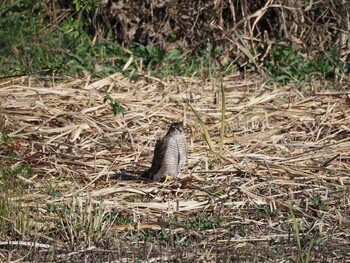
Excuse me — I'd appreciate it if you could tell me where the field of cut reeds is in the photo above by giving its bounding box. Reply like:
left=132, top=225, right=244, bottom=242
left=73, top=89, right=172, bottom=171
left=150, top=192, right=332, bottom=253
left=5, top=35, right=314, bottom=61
left=0, top=73, right=349, bottom=262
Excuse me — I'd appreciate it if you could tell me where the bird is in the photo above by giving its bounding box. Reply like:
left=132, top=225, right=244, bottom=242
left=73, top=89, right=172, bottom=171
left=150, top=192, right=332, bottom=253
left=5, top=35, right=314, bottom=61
left=142, top=122, right=187, bottom=181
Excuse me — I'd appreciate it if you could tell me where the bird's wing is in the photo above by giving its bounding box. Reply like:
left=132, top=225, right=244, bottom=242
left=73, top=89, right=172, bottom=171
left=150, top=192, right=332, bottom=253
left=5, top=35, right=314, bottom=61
left=142, top=137, right=168, bottom=179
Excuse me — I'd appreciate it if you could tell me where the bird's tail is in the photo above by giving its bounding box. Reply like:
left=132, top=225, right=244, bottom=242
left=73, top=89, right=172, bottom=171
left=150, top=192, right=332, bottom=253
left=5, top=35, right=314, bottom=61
left=113, top=170, right=151, bottom=181
left=141, top=169, right=152, bottom=179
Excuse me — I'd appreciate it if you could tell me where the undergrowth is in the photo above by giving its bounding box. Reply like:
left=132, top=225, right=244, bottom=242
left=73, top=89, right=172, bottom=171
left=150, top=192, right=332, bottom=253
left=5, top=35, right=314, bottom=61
left=1, top=1, right=347, bottom=82
left=264, top=45, right=345, bottom=84
left=0, top=0, right=232, bottom=78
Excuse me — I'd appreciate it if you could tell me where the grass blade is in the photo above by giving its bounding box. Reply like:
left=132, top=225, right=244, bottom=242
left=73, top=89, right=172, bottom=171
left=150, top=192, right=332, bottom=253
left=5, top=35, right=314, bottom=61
left=219, top=81, right=225, bottom=156
left=289, top=203, right=304, bottom=263
left=186, top=101, right=214, bottom=152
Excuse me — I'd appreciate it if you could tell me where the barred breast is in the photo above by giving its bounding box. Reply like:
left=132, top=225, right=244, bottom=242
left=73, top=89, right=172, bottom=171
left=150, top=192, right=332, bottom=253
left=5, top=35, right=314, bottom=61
left=153, top=133, right=187, bottom=180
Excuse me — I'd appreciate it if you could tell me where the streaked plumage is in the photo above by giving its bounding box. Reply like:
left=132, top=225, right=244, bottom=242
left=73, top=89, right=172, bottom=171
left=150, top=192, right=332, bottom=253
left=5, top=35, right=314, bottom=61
left=143, top=123, right=187, bottom=181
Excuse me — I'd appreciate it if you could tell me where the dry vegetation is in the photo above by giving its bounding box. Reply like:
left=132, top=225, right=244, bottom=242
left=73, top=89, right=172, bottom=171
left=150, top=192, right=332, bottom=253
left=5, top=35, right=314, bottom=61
left=85, top=0, right=349, bottom=71
left=0, top=0, right=349, bottom=262
left=1, top=73, right=349, bottom=262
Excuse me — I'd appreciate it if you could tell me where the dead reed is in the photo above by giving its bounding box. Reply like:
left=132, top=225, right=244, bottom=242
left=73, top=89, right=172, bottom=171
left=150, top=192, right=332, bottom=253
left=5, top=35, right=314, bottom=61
left=0, top=73, right=349, bottom=261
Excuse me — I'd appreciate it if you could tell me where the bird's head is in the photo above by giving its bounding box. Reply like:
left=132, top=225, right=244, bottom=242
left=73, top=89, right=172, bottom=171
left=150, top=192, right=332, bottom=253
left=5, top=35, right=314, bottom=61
left=168, top=122, right=185, bottom=135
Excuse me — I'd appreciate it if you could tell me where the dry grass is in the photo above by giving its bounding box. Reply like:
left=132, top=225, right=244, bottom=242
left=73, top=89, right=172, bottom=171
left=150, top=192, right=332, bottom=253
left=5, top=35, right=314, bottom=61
left=87, top=0, right=349, bottom=75
left=0, top=73, right=350, bottom=262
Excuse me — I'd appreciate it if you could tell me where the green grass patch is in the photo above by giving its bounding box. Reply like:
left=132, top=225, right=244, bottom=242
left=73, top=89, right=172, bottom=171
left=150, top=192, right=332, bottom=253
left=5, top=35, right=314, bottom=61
left=2, top=2, right=346, bottom=81
left=0, top=1, right=235, bottom=78
left=264, top=44, right=345, bottom=84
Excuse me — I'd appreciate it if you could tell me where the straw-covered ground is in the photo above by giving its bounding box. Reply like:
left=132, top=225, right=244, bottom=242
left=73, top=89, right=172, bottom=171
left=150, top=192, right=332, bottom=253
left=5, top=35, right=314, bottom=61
left=0, top=73, right=349, bottom=262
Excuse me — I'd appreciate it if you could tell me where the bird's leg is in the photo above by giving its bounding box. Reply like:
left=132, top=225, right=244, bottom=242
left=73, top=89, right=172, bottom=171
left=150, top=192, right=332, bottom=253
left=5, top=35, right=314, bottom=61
left=162, top=175, right=175, bottom=183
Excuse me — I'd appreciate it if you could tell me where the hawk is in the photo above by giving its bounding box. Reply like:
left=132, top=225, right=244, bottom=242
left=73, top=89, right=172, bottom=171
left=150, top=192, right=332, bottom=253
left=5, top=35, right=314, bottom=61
left=142, top=123, right=187, bottom=181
